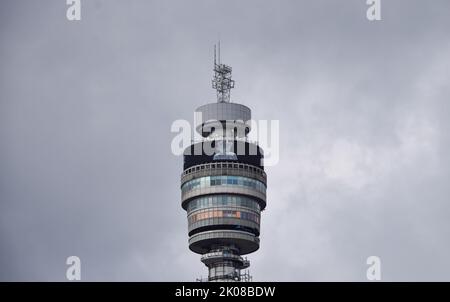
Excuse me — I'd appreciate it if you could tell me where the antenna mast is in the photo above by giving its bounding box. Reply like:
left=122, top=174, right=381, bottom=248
left=212, top=43, right=234, bottom=103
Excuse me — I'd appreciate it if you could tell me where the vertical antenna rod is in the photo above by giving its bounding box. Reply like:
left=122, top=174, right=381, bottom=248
left=212, top=43, right=234, bottom=103
left=214, top=44, right=217, bottom=66
left=218, top=40, right=221, bottom=64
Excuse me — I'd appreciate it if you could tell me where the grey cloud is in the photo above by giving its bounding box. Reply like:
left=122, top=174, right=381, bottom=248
left=1, top=0, right=449, bottom=281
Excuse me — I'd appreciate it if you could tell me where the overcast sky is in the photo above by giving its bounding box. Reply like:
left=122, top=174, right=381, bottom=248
left=1, top=0, right=449, bottom=281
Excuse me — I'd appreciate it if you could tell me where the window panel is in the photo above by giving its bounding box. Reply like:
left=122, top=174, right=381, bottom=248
left=183, top=176, right=266, bottom=194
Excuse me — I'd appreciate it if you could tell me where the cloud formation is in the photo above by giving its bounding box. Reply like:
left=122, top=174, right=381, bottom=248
left=1, top=0, right=449, bottom=281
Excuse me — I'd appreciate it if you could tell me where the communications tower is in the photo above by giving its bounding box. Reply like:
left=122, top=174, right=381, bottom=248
left=181, top=45, right=267, bottom=281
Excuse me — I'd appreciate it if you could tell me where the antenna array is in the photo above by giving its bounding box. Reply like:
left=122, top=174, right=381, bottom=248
left=212, top=42, right=235, bottom=103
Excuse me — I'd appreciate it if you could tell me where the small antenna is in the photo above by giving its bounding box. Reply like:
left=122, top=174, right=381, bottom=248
left=218, top=40, right=221, bottom=64
left=212, top=42, right=234, bottom=103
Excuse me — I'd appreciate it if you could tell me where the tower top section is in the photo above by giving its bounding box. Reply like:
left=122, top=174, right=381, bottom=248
left=212, top=42, right=235, bottom=103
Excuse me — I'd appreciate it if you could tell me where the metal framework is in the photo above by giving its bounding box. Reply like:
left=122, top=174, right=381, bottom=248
left=212, top=42, right=235, bottom=103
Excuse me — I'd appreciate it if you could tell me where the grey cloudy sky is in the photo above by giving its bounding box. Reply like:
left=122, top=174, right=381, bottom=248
left=1, top=0, right=449, bottom=281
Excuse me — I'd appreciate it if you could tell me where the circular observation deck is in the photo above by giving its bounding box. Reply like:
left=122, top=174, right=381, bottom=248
left=189, top=230, right=260, bottom=255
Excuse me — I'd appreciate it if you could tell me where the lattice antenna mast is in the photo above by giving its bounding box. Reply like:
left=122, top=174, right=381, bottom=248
left=212, top=42, right=235, bottom=103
